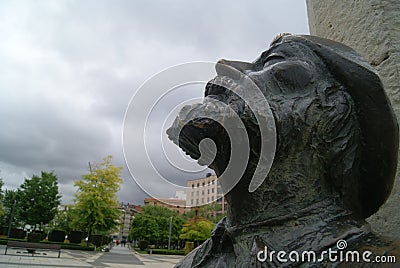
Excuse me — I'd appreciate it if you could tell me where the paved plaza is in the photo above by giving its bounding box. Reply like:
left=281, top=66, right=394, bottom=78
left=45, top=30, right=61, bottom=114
left=0, top=245, right=183, bottom=267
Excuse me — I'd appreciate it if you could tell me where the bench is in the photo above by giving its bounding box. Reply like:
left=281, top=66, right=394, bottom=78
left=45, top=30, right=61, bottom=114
left=5, top=241, right=61, bottom=258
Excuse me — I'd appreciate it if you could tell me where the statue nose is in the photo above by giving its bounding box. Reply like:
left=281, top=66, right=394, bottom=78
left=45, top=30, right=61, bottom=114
left=216, top=59, right=253, bottom=79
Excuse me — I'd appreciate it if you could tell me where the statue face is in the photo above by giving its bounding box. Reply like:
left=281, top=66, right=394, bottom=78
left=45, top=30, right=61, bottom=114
left=168, top=34, right=398, bottom=222
left=211, top=41, right=326, bottom=100
left=167, top=37, right=358, bottom=206
left=168, top=40, right=329, bottom=172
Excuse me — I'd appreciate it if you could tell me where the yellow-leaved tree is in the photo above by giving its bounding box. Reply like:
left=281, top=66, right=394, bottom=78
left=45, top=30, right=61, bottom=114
left=72, top=156, right=122, bottom=236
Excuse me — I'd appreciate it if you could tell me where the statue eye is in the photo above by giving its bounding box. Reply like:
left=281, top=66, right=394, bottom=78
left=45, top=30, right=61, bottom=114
left=264, top=54, right=285, bottom=67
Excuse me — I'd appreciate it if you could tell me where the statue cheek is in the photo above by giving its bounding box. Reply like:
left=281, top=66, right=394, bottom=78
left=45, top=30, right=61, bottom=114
left=271, top=61, right=313, bottom=90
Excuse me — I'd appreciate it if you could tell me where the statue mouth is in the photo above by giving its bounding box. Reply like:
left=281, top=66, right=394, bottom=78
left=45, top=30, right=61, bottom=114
left=204, top=76, right=246, bottom=114
left=167, top=75, right=248, bottom=175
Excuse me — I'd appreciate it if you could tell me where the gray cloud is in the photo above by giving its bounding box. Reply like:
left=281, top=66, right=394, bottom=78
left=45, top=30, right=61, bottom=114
left=0, top=0, right=309, bottom=205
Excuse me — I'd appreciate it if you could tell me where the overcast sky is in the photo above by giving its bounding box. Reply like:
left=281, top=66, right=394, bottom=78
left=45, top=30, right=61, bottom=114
left=0, top=0, right=309, bottom=205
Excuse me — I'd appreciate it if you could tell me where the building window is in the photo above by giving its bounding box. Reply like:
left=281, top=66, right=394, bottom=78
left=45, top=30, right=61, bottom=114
left=191, top=199, right=193, bottom=205
left=192, top=184, right=194, bottom=188
left=191, top=192, right=194, bottom=196
left=197, top=183, right=200, bottom=187
left=201, top=198, right=204, bottom=203
left=196, top=191, right=199, bottom=196
left=212, top=180, right=215, bottom=185
left=202, top=190, right=204, bottom=195
left=211, top=196, right=214, bottom=201
left=196, top=199, right=199, bottom=205
left=212, top=188, right=214, bottom=193
left=207, top=197, right=209, bottom=202
left=207, top=189, right=210, bottom=194
left=202, top=182, right=205, bottom=187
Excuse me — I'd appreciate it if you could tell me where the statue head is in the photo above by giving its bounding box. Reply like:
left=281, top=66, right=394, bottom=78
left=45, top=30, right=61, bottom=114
left=167, top=34, right=398, bottom=224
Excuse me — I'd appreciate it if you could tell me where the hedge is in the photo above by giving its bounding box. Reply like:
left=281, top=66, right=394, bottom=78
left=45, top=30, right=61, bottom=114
left=89, top=234, right=109, bottom=247
left=69, top=230, right=84, bottom=244
left=0, top=226, right=7, bottom=235
left=146, top=249, right=185, bottom=255
left=32, top=230, right=46, bottom=240
left=0, top=238, right=95, bottom=251
left=49, top=230, right=66, bottom=242
left=27, top=232, right=41, bottom=243
left=138, top=240, right=149, bottom=250
left=9, top=228, right=26, bottom=239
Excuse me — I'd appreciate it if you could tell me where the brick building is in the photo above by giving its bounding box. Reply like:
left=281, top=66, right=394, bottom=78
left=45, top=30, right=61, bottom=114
left=143, top=197, right=186, bottom=214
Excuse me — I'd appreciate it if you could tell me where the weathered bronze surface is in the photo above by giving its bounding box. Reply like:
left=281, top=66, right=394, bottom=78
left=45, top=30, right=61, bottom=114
left=167, top=34, right=400, bottom=267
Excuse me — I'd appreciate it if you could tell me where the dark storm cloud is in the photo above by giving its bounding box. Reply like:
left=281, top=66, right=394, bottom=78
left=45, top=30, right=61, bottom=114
left=0, top=0, right=308, bottom=205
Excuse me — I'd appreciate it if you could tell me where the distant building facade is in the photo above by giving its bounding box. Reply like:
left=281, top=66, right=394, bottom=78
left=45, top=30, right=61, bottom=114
left=112, top=202, right=142, bottom=241
left=186, top=173, right=226, bottom=215
left=174, top=190, right=187, bottom=200
left=144, top=197, right=186, bottom=214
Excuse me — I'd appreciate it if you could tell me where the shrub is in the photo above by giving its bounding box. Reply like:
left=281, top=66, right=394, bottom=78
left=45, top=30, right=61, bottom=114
left=27, top=232, right=42, bottom=243
left=69, top=231, right=84, bottom=244
left=32, top=230, right=46, bottom=240
left=89, top=234, right=107, bottom=247
left=60, top=244, right=95, bottom=251
left=9, top=228, right=26, bottom=239
left=0, top=226, right=7, bottom=235
left=146, top=249, right=185, bottom=255
left=49, top=230, right=66, bottom=242
left=138, top=240, right=149, bottom=251
left=184, top=241, right=195, bottom=255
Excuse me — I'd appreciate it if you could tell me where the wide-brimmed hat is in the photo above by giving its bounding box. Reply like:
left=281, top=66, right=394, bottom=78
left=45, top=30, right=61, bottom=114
left=274, top=34, right=399, bottom=218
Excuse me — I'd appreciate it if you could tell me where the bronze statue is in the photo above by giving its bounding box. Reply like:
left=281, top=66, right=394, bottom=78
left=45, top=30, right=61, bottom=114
left=167, top=34, right=400, bottom=267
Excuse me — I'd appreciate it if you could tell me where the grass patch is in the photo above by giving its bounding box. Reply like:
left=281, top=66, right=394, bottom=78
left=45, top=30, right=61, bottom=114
left=133, top=247, right=147, bottom=254
left=146, top=249, right=185, bottom=255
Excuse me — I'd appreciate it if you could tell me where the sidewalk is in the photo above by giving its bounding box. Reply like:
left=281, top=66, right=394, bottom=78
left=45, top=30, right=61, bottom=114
left=0, top=245, right=183, bottom=267
left=0, top=245, right=91, bottom=267
left=134, top=251, right=183, bottom=268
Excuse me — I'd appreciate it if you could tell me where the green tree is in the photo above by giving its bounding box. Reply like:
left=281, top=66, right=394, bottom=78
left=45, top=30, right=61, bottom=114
left=0, top=177, right=4, bottom=217
left=179, top=216, right=214, bottom=243
left=184, top=203, right=226, bottom=224
left=52, top=206, right=78, bottom=232
left=16, top=171, right=61, bottom=229
left=129, top=214, right=158, bottom=243
left=73, top=156, right=122, bottom=236
left=129, top=205, right=184, bottom=247
left=182, top=202, right=226, bottom=224
left=141, top=205, right=176, bottom=218
left=1, top=189, right=18, bottom=227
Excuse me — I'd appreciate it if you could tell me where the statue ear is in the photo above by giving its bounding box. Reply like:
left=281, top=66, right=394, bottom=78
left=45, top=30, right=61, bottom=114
left=272, top=61, right=312, bottom=91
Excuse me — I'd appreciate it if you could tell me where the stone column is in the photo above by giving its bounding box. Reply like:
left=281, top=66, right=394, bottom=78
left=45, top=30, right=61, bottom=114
left=306, top=0, right=400, bottom=238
